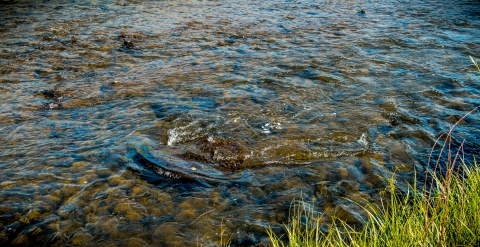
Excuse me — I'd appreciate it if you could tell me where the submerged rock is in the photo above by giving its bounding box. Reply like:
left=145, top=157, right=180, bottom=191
left=70, top=35, right=78, bottom=43
left=39, top=89, right=62, bottom=99
left=122, top=40, right=135, bottom=49
left=180, top=138, right=247, bottom=172
left=128, top=136, right=247, bottom=183
left=36, top=88, right=67, bottom=110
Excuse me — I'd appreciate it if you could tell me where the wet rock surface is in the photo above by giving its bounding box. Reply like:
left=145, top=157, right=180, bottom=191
left=129, top=136, right=247, bottom=183
left=36, top=89, right=66, bottom=110
left=180, top=137, right=247, bottom=172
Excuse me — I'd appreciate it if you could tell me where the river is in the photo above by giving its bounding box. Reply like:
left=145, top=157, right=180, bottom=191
left=0, top=0, right=479, bottom=246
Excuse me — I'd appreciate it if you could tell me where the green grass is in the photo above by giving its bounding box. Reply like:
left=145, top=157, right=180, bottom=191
left=267, top=106, right=480, bottom=247
left=267, top=154, right=480, bottom=247
left=267, top=162, right=480, bottom=247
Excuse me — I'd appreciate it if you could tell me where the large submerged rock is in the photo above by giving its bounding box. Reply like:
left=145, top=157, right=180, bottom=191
left=127, top=135, right=248, bottom=183
left=180, top=138, right=246, bottom=172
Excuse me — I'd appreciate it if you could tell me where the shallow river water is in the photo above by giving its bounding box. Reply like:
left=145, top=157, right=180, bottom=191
left=1, top=0, right=480, bottom=246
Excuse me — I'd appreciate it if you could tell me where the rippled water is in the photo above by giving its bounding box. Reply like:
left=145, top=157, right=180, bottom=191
left=1, top=0, right=480, bottom=246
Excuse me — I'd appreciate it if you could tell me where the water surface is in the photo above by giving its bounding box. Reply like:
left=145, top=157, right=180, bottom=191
left=1, top=0, right=480, bottom=246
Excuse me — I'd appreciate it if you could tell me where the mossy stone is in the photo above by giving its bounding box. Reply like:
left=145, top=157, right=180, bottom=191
left=127, top=238, right=148, bottom=247
left=338, top=167, right=349, bottom=178
left=70, top=161, right=91, bottom=172
left=71, top=229, right=94, bottom=245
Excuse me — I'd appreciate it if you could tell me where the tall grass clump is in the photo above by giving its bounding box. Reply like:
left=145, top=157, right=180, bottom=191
left=267, top=102, right=480, bottom=245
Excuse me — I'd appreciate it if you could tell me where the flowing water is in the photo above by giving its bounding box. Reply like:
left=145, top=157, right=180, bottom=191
left=1, top=0, right=480, bottom=246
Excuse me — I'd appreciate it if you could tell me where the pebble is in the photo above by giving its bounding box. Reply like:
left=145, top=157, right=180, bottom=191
left=336, top=180, right=359, bottom=195
left=153, top=191, right=170, bottom=203
left=0, top=181, right=15, bottom=189
left=70, top=35, right=78, bottom=43
left=114, top=201, right=147, bottom=221
left=153, top=222, right=181, bottom=242
left=49, top=189, right=63, bottom=199
left=43, top=195, right=62, bottom=202
left=123, top=40, right=135, bottom=49
left=105, top=187, right=127, bottom=198
left=70, top=161, right=91, bottom=172
left=249, top=187, right=266, bottom=198
left=334, top=204, right=364, bottom=225
left=338, top=167, right=349, bottom=178
left=130, top=185, right=151, bottom=198
left=61, top=184, right=80, bottom=198
left=93, top=200, right=110, bottom=214
left=71, top=229, right=94, bottom=245
left=98, top=217, right=119, bottom=238
left=176, top=209, right=196, bottom=221
left=178, top=200, right=193, bottom=211
left=76, top=174, right=97, bottom=185
left=284, top=176, right=306, bottom=190
left=107, top=175, right=123, bottom=186
left=96, top=168, right=111, bottom=178
left=24, top=209, right=42, bottom=222
left=210, top=191, right=221, bottom=204
left=360, top=157, right=374, bottom=173
left=127, top=238, right=148, bottom=247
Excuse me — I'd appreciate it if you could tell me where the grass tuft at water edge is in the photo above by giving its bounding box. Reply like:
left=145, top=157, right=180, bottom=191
left=267, top=106, right=480, bottom=247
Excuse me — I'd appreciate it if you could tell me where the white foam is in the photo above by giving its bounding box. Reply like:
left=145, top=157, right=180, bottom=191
left=358, top=133, right=368, bottom=150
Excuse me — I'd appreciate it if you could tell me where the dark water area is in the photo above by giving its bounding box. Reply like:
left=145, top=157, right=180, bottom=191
left=1, top=0, right=480, bottom=246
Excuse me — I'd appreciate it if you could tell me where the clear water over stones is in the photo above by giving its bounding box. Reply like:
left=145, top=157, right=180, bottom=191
left=0, top=0, right=479, bottom=246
